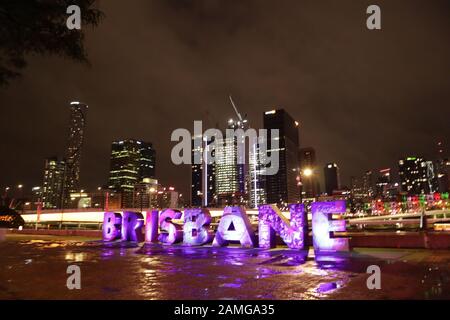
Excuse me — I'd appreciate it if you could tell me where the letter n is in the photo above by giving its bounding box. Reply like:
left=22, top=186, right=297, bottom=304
left=258, top=203, right=307, bottom=249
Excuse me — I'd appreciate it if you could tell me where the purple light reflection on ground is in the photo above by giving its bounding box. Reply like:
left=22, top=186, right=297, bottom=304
left=1, top=236, right=450, bottom=299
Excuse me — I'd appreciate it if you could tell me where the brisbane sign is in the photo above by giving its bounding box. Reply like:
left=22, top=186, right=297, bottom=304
left=102, top=201, right=350, bottom=254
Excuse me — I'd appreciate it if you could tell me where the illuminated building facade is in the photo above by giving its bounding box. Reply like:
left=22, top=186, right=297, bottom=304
left=436, top=142, right=450, bottom=193
left=191, top=135, right=216, bottom=207
left=399, top=157, right=437, bottom=195
left=249, top=140, right=267, bottom=208
left=215, top=119, right=247, bottom=206
left=362, top=170, right=374, bottom=199
left=42, top=157, right=65, bottom=208
left=108, top=139, right=156, bottom=208
left=350, top=176, right=365, bottom=200
left=156, top=187, right=179, bottom=209
left=375, top=168, right=391, bottom=198
left=264, top=109, right=301, bottom=205
left=133, top=178, right=158, bottom=209
left=63, top=102, right=88, bottom=205
left=324, top=163, right=340, bottom=196
left=436, top=158, right=450, bottom=193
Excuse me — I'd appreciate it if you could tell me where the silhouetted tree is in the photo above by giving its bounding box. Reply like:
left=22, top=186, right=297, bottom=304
left=0, top=206, right=25, bottom=228
left=0, top=0, right=103, bottom=86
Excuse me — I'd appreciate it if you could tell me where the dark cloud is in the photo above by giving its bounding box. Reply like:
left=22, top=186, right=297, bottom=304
left=1, top=0, right=449, bottom=196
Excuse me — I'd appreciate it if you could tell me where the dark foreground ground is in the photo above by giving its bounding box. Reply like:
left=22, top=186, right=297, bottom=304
left=0, top=234, right=449, bottom=300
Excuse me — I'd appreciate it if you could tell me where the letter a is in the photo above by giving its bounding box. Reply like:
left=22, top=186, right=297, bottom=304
left=366, top=265, right=381, bottom=289
left=213, top=206, right=256, bottom=248
left=171, top=128, right=192, bottom=165
left=66, top=265, right=81, bottom=290
left=366, top=5, right=381, bottom=30
left=66, top=5, right=81, bottom=30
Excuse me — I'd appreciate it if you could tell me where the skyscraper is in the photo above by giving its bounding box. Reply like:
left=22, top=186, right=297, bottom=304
left=436, top=141, right=450, bottom=193
left=350, top=176, right=364, bottom=200
left=436, top=159, right=450, bottom=193
left=191, top=135, right=216, bottom=207
left=263, top=109, right=301, bottom=205
left=324, top=163, right=340, bottom=196
left=215, top=119, right=247, bottom=206
left=399, top=157, right=436, bottom=195
left=63, top=102, right=88, bottom=199
left=375, top=168, right=391, bottom=198
left=42, top=157, right=65, bottom=208
left=191, top=135, right=203, bottom=207
left=108, top=139, right=156, bottom=208
left=248, top=139, right=267, bottom=208
left=299, top=147, right=320, bottom=198
left=362, top=170, right=374, bottom=199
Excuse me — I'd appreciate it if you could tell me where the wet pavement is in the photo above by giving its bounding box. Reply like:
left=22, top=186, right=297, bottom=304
left=0, top=234, right=449, bottom=300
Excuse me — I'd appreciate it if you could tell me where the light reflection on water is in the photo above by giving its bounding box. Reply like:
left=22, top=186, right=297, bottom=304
left=0, top=238, right=449, bottom=300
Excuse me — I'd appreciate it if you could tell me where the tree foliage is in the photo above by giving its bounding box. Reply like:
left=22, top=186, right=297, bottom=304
left=0, top=206, right=25, bottom=228
left=0, top=0, right=103, bottom=86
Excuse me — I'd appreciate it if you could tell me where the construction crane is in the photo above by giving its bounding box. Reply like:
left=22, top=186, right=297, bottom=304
left=229, top=95, right=247, bottom=127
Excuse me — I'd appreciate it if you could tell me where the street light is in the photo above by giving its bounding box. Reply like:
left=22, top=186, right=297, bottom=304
left=303, top=168, right=313, bottom=177
left=3, top=187, right=10, bottom=199
left=300, top=168, right=315, bottom=203
left=17, top=184, right=24, bottom=201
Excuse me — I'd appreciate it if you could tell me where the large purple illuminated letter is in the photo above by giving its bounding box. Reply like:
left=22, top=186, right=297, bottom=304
left=183, top=208, right=214, bottom=246
left=213, top=206, right=256, bottom=248
left=158, top=208, right=183, bottom=245
left=258, top=203, right=307, bottom=249
left=311, top=201, right=349, bottom=253
left=121, top=211, right=144, bottom=242
left=145, top=210, right=159, bottom=243
left=102, top=212, right=122, bottom=241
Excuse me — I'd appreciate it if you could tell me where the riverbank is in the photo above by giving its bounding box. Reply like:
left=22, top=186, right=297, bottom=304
left=1, top=234, right=449, bottom=300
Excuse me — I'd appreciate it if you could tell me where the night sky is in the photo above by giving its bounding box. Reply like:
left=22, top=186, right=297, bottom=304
left=1, top=0, right=449, bottom=197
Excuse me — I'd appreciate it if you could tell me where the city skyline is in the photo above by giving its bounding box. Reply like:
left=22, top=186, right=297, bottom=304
left=1, top=102, right=448, bottom=204
left=1, top=1, right=450, bottom=304
left=1, top=0, right=449, bottom=199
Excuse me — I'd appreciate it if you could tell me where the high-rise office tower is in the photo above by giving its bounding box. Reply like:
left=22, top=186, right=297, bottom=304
left=191, top=135, right=216, bottom=207
left=399, top=157, right=437, bottom=195
left=362, top=170, right=374, bottom=199
left=108, top=139, right=156, bottom=208
left=350, top=176, right=365, bottom=200
left=215, top=119, right=247, bottom=206
left=63, top=102, right=88, bottom=202
left=324, top=163, right=340, bottom=196
left=248, top=139, right=267, bottom=208
left=42, top=157, right=65, bottom=208
left=436, top=158, right=450, bottom=193
left=264, top=109, right=301, bottom=205
left=375, top=168, right=391, bottom=198
left=436, top=141, right=450, bottom=193
left=299, top=147, right=320, bottom=198
left=191, top=135, right=203, bottom=207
